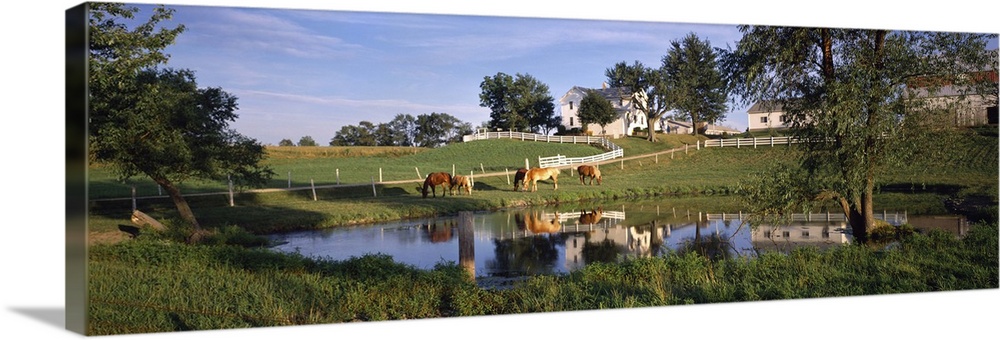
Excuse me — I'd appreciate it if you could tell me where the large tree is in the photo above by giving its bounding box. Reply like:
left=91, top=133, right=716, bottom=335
left=479, top=72, right=557, bottom=133
left=662, top=33, right=729, bottom=135
left=577, top=90, right=618, bottom=135
left=723, top=26, right=997, bottom=243
left=88, top=3, right=274, bottom=237
left=605, top=61, right=673, bottom=142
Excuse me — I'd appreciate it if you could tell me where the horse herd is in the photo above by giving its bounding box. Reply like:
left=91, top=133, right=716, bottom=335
left=418, top=164, right=603, bottom=198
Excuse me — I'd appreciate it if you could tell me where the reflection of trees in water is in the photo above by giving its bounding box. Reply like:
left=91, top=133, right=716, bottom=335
left=581, top=238, right=626, bottom=264
left=488, top=234, right=565, bottom=276
left=677, top=221, right=738, bottom=262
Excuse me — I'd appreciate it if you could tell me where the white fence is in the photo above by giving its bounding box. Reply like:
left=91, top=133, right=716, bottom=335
left=702, top=136, right=799, bottom=148
left=538, top=149, right=624, bottom=168
left=464, top=129, right=624, bottom=168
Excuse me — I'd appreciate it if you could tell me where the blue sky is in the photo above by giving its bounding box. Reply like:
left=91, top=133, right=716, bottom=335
left=124, top=1, right=999, bottom=146
left=143, top=4, right=751, bottom=145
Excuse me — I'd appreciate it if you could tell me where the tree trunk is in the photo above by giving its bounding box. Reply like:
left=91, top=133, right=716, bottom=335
left=153, top=177, right=202, bottom=231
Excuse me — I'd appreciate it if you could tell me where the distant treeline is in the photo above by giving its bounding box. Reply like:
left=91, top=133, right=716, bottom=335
left=281, top=113, right=474, bottom=148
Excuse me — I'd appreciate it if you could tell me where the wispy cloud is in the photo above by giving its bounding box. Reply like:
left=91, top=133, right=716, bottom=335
left=174, top=6, right=369, bottom=60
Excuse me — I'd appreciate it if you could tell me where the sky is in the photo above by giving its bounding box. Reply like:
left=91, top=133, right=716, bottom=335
left=123, top=1, right=998, bottom=146
left=2, top=1, right=999, bottom=340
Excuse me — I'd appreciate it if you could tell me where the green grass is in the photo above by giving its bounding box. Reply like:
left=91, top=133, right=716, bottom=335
left=86, top=221, right=998, bottom=335
left=86, top=132, right=998, bottom=236
left=88, top=139, right=608, bottom=199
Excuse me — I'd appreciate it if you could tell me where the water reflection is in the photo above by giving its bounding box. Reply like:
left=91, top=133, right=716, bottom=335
left=268, top=201, right=946, bottom=277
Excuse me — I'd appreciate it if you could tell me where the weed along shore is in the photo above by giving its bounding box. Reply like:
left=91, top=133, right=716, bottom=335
left=85, top=133, right=999, bottom=335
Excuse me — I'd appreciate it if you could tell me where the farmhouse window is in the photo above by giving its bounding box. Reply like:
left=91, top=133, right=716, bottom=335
left=760, top=116, right=768, bottom=123
left=570, top=117, right=574, bottom=126
left=570, top=101, right=574, bottom=110
left=779, top=115, right=788, bottom=123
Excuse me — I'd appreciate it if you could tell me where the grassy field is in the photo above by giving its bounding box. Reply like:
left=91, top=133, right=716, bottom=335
left=83, top=130, right=999, bottom=335
left=86, top=132, right=999, bottom=239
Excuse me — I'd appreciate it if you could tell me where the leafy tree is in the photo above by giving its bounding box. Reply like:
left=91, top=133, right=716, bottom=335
left=88, top=3, right=274, bottom=236
left=387, top=113, right=417, bottom=146
left=577, top=90, right=618, bottom=135
left=479, top=72, right=557, bottom=133
left=355, top=121, right=377, bottom=146
left=372, top=123, right=396, bottom=146
left=662, top=33, right=729, bottom=135
left=723, top=26, right=997, bottom=243
left=297, top=135, right=317, bottom=146
left=330, top=123, right=372, bottom=146
left=415, top=112, right=460, bottom=147
left=278, top=139, right=294, bottom=146
left=605, top=61, right=673, bottom=142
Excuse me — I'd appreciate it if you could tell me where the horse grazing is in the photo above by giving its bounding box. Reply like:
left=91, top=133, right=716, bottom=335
left=577, top=165, right=602, bottom=185
left=512, top=168, right=529, bottom=191
left=419, top=172, right=452, bottom=198
left=578, top=208, right=603, bottom=225
left=450, top=174, right=472, bottom=195
left=522, top=167, right=561, bottom=192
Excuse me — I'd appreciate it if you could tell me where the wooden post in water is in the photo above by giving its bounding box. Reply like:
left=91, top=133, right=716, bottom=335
left=458, top=211, right=476, bottom=282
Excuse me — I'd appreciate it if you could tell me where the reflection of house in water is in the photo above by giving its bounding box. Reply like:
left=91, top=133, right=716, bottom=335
left=907, top=215, right=969, bottom=237
left=751, top=221, right=852, bottom=251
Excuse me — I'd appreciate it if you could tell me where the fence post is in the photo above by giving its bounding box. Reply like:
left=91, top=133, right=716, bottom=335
left=754, top=137, right=757, bottom=148
left=288, top=171, right=291, bottom=188
left=697, top=140, right=700, bottom=150
left=227, top=176, right=234, bottom=207
left=505, top=168, right=510, bottom=185
left=685, top=144, right=689, bottom=155
left=525, top=158, right=530, bottom=170
left=379, top=168, right=383, bottom=182
left=131, top=185, right=136, bottom=211
left=336, top=169, right=340, bottom=185
left=371, top=177, right=377, bottom=197
left=416, top=167, right=422, bottom=180
left=311, top=179, right=317, bottom=201
left=470, top=170, right=475, bottom=189
left=480, top=163, right=485, bottom=174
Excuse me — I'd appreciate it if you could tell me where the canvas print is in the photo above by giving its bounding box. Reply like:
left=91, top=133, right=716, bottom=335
left=67, top=1, right=999, bottom=337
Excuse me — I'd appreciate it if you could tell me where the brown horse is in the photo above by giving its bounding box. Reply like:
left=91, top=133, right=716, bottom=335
left=512, top=168, right=529, bottom=191
left=579, top=208, right=603, bottom=225
left=523, top=211, right=561, bottom=234
left=419, top=172, right=452, bottom=198
left=450, top=174, right=472, bottom=195
left=577, top=165, right=602, bottom=185
left=522, top=167, right=560, bottom=192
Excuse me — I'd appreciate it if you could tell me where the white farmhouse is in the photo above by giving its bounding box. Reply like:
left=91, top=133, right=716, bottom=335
left=559, top=84, right=654, bottom=137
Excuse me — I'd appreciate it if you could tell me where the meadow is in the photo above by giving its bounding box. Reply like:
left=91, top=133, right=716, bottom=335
left=83, top=130, right=999, bottom=335
left=86, top=132, right=998, bottom=238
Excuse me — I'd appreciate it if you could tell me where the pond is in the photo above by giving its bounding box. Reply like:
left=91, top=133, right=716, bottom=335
left=266, top=196, right=967, bottom=278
